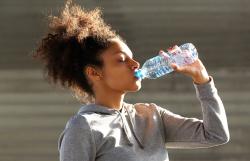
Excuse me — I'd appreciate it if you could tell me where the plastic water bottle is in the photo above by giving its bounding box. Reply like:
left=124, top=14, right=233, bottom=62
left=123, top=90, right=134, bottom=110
left=134, top=43, right=198, bottom=80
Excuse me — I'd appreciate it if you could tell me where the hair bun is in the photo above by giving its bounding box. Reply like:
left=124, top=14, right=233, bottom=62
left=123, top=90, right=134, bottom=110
left=48, top=0, right=116, bottom=41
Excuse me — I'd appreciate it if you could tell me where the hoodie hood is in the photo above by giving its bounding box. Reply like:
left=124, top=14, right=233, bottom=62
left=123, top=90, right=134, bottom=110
left=78, top=102, right=121, bottom=115
left=77, top=102, right=144, bottom=148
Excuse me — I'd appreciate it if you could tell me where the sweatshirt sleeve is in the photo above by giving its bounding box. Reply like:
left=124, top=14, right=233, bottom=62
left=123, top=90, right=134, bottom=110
left=154, top=76, right=230, bottom=149
left=58, top=114, right=96, bottom=161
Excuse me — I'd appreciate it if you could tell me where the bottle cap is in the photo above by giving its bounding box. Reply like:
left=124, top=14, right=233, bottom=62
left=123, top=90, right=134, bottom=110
left=134, top=69, right=143, bottom=79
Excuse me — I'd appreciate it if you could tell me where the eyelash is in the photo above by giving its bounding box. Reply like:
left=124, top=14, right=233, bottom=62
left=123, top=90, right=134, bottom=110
left=118, top=57, right=127, bottom=62
left=119, top=59, right=126, bottom=63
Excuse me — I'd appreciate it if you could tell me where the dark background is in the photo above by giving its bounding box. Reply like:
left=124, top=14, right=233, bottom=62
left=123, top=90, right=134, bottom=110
left=0, top=0, right=249, bottom=161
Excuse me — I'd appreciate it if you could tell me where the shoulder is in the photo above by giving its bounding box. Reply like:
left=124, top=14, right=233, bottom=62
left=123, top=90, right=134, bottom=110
left=58, top=114, right=94, bottom=151
left=132, top=102, right=161, bottom=115
left=132, top=102, right=172, bottom=116
left=133, top=102, right=161, bottom=110
left=134, top=102, right=154, bottom=108
left=65, top=113, right=92, bottom=131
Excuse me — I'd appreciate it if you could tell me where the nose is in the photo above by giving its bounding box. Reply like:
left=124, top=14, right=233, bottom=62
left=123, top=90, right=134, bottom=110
left=131, top=59, right=140, bottom=71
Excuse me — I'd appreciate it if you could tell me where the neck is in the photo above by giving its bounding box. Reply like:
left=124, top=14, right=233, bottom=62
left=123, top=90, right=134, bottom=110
left=94, top=90, right=126, bottom=111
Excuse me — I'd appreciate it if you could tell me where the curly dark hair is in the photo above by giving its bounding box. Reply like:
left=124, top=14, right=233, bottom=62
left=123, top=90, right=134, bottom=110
left=33, top=1, right=120, bottom=103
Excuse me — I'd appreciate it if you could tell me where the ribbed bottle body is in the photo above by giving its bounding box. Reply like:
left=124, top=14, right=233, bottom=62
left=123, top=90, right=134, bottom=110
left=134, top=43, right=198, bottom=80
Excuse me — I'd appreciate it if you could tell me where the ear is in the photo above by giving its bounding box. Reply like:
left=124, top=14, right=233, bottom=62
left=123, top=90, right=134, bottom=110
left=84, top=65, right=103, bottom=81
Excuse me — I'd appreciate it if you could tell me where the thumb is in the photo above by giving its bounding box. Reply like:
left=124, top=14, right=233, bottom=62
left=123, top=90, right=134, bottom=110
left=171, top=63, right=186, bottom=72
left=170, top=63, right=179, bottom=71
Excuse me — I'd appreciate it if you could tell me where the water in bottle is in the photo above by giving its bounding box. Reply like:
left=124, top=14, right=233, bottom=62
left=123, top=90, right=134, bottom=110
left=134, top=43, right=198, bottom=80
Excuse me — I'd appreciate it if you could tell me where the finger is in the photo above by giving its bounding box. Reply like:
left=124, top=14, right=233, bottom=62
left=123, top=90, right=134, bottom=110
left=171, top=63, right=188, bottom=73
left=170, top=63, right=179, bottom=71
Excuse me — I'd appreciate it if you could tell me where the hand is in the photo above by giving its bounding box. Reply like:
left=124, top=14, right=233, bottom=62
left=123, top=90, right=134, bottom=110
left=170, top=59, right=210, bottom=84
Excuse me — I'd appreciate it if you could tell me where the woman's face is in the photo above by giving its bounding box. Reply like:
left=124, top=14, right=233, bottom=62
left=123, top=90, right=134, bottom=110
left=98, top=38, right=141, bottom=93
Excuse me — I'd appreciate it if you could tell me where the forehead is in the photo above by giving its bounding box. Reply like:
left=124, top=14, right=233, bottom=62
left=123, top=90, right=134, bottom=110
left=105, top=38, right=133, bottom=58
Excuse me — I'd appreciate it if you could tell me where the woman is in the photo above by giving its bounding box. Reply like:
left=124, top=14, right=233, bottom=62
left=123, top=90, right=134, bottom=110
left=33, top=1, right=230, bottom=161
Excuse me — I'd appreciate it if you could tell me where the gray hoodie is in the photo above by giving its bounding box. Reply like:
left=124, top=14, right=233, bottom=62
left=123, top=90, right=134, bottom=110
left=58, top=77, right=230, bottom=161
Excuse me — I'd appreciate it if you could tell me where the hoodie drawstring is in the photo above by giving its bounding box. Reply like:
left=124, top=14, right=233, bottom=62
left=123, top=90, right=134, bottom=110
left=117, top=109, right=134, bottom=146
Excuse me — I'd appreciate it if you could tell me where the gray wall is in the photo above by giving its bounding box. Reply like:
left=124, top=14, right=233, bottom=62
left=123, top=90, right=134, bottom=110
left=0, top=0, right=250, bottom=161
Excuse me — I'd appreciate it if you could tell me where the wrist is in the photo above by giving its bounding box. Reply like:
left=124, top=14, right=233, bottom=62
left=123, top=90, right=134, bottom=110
left=193, top=75, right=210, bottom=84
left=192, top=69, right=210, bottom=84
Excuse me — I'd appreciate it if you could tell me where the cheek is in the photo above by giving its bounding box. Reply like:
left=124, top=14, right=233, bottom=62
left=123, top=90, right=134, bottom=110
left=102, top=68, right=130, bottom=87
left=106, top=70, right=126, bottom=83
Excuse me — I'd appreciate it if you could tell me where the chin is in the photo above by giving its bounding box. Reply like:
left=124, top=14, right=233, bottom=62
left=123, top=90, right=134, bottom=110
left=123, top=80, right=142, bottom=92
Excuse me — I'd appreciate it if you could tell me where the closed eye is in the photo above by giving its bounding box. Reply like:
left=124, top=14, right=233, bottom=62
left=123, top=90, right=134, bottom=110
left=118, top=59, right=126, bottom=62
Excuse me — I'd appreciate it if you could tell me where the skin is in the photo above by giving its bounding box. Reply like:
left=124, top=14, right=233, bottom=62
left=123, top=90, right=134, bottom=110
left=85, top=38, right=210, bottom=110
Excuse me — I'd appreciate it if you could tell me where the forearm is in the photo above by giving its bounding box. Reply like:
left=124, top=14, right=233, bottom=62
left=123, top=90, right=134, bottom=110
left=194, top=76, right=230, bottom=144
left=157, top=76, right=230, bottom=149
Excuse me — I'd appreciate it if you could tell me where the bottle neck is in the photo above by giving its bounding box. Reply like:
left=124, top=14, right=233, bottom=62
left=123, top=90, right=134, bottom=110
left=134, top=69, right=146, bottom=80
